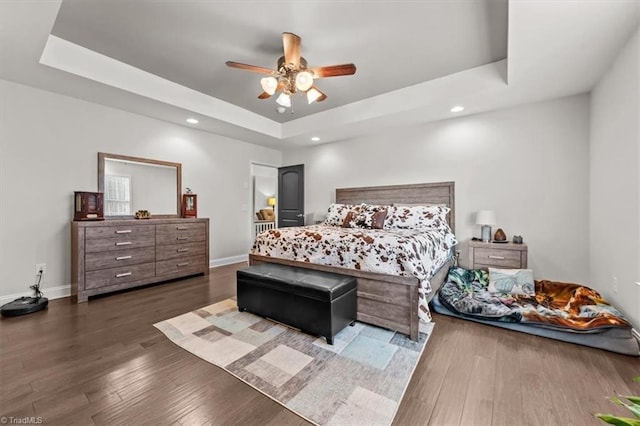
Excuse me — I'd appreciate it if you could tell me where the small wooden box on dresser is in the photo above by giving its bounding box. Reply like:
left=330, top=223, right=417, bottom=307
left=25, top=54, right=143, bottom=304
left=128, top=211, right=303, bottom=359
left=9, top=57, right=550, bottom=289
left=71, top=218, right=209, bottom=302
left=468, top=240, right=528, bottom=270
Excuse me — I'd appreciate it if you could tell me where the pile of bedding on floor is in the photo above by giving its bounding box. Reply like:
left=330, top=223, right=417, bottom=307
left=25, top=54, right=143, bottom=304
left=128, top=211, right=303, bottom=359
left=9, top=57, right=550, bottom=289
left=432, top=267, right=639, bottom=355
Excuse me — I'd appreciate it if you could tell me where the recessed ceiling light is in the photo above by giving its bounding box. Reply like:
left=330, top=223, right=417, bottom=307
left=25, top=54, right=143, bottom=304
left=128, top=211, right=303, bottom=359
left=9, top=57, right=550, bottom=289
left=186, top=118, right=199, bottom=124
left=450, top=106, right=464, bottom=113
left=311, top=137, right=320, bottom=142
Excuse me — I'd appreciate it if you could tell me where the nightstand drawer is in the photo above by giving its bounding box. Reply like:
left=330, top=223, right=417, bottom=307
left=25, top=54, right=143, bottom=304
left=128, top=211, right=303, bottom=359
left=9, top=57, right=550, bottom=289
left=473, top=247, right=522, bottom=268
left=469, top=241, right=528, bottom=270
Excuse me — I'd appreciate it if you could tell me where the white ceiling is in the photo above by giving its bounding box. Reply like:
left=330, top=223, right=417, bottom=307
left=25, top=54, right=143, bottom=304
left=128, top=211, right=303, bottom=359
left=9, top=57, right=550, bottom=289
left=1, top=1, right=638, bottom=149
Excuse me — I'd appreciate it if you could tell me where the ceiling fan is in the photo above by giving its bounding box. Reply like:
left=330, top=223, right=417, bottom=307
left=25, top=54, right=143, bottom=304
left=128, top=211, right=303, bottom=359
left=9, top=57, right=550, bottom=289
left=225, top=32, right=356, bottom=109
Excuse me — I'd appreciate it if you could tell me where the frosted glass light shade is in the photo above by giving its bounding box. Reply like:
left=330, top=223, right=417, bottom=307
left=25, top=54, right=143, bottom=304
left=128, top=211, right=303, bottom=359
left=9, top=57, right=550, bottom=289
left=267, top=197, right=276, bottom=207
left=276, top=93, right=291, bottom=107
left=306, top=87, right=322, bottom=104
left=295, top=71, right=313, bottom=91
left=475, top=210, right=496, bottom=225
left=260, top=77, right=278, bottom=95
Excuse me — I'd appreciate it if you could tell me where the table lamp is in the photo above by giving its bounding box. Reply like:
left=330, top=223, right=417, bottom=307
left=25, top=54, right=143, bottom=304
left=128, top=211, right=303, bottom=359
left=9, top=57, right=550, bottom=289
left=476, top=210, right=496, bottom=242
left=267, top=197, right=276, bottom=211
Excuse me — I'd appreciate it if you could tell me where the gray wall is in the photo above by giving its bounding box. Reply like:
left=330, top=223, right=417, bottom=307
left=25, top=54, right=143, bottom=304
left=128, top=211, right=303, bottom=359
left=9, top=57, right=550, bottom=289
left=283, top=95, right=591, bottom=286
left=0, top=79, right=282, bottom=301
left=589, top=27, right=640, bottom=328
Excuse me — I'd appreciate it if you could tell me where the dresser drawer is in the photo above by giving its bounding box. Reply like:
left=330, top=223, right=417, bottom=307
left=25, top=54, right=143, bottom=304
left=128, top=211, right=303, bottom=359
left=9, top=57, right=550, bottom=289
left=473, top=247, right=522, bottom=268
left=156, top=223, right=206, bottom=245
left=86, top=234, right=155, bottom=253
left=86, top=225, right=155, bottom=240
left=156, top=241, right=206, bottom=261
left=156, top=256, right=207, bottom=277
left=85, top=247, right=156, bottom=271
left=85, top=262, right=156, bottom=290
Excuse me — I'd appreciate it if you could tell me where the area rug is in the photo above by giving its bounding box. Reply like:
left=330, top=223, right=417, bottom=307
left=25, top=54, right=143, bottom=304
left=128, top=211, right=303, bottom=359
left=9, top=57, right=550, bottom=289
left=154, top=299, right=433, bottom=426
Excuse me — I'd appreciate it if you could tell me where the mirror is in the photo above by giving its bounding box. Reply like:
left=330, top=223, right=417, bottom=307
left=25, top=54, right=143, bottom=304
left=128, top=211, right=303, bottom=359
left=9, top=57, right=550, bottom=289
left=98, top=153, right=182, bottom=218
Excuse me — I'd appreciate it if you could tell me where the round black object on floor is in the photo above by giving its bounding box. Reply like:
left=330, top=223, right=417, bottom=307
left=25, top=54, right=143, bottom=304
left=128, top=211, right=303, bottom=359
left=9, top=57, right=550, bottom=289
left=1, top=297, right=48, bottom=317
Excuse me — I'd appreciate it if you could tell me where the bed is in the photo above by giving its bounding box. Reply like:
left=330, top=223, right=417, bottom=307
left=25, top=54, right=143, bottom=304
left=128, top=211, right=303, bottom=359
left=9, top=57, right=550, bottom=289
left=249, top=181, right=456, bottom=341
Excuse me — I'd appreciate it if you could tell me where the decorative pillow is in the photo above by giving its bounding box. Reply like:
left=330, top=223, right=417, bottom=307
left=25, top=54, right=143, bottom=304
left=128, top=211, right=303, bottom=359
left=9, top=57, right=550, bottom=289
left=260, top=209, right=275, bottom=221
left=383, top=205, right=450, bottom=231
left=256, top=211, right=264, bottom=220
left=341, top=204, right=389, bottom=229
left=324, top=203, right=360, bottom=226
left=488, top=268, right=535, bottom=296
left=359, top=204, right=388, bottom=229
left=342, top=210, right=361, bottom=228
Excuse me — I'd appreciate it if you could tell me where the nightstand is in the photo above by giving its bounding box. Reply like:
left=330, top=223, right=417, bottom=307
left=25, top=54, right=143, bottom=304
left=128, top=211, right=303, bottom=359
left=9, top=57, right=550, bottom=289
left=468, top=240, right=528, bottom=270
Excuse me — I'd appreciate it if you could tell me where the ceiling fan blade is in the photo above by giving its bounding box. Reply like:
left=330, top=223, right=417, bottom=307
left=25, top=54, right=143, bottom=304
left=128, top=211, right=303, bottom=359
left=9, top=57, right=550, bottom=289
left=225, top=61, right=275, bottom=75
left=282, top=32, right=301, bottom=68
left=308, top=85, right=327, bottom=103
left=310, top=64, right=357, bottom=78
left=316, top=89, right=327, bottom=102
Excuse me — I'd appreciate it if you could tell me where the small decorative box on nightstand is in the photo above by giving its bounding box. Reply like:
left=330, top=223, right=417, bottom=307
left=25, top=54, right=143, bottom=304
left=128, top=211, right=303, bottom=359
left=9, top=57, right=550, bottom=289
left=469, top=240, right=528, bottom=270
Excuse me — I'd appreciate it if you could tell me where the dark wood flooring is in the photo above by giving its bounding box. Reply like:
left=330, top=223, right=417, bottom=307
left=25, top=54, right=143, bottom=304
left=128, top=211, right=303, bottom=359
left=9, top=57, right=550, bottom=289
left=1, top=262, right=638, bottom=425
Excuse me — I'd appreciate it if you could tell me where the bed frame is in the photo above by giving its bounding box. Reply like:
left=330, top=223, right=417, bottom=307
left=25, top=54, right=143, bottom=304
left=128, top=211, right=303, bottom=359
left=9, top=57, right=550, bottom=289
left=249, top=181, right=455, bottom=341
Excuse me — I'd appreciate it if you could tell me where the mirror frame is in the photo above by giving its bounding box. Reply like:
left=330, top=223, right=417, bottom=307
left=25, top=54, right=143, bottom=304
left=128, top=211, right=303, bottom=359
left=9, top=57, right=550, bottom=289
left=98, top=152, right=182, bottom=219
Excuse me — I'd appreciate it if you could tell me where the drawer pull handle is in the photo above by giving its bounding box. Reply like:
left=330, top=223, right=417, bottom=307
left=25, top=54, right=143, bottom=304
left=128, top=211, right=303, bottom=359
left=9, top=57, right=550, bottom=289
left=115, top=241, right=132, bottom=246
left=177, top=237, right=189, bottom=241
left=488, top=255, right=505, bottom=260
left=177, top=262, right=190, bottom=267
left=116, top=256, right=132, bottom=260
left=177, top=227, right=189, bottom=230
left=116, top=272, right=132, bottom=278
left=115, top=230, right=132, bottom=234
left=177, top=248, right=189, bottom=253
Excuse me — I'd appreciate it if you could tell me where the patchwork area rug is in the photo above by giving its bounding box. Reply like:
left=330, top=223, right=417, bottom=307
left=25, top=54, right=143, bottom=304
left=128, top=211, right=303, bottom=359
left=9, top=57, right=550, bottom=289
left=154, top=299, right=433, bottom=425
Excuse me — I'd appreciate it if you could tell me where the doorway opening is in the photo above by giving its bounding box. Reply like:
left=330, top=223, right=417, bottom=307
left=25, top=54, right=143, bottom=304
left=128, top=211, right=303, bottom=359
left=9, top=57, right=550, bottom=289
left=250, top=163, right=278, bottom=243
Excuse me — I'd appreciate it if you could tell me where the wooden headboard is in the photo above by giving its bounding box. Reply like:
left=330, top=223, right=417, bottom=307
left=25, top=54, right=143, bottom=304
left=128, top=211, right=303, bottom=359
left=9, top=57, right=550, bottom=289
left=335, top=181, right=455, bottom=233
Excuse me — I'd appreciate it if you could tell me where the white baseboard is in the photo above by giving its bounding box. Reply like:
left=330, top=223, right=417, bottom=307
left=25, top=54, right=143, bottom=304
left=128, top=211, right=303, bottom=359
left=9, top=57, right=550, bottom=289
left=0, top=257, right=248, bottom=305
left=209, top=254, right=248, bottom=269
left=0, top=284, right=70, bottom=305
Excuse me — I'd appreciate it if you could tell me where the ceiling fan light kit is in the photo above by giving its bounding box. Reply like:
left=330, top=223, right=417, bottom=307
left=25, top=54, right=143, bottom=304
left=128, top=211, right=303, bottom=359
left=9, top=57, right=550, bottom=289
left=260, top=77, right=278, bottom=95
left=226, top=32, right=356, bottom=110
left=276, top=93, right=291, bottom=108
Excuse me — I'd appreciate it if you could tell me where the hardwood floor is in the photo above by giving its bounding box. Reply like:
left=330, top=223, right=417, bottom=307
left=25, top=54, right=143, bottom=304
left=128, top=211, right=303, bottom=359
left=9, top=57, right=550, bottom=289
left=1, top=262, right=638, bottom=425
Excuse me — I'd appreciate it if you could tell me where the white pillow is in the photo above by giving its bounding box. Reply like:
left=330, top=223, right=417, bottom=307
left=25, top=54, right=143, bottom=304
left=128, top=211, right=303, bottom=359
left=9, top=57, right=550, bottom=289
left=488, top=268, right=535, bottom=296
left=323, top=203, right=360, bottom=226
left=383, top=204, right=450, bottom=231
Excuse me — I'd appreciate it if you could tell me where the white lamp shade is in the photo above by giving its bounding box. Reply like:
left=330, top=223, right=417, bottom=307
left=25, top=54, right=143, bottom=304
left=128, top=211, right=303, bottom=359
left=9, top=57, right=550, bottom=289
left=475, top=210, right=496, bottom=225
left=295, top=71, right=314, bottom=91
left=276, top=93, right=291, bottom=107
left=260, top=77, right=278, bottom=95
left=306, top=87, right=322, bottom=104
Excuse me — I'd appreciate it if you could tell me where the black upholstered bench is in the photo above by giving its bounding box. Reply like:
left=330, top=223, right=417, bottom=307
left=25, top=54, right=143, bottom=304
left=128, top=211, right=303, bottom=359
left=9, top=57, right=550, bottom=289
left=236, top=263, right=357, bottom=344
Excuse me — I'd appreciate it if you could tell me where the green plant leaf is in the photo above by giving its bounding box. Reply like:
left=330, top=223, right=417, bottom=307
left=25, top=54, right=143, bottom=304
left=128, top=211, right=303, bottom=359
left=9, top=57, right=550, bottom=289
left=595, top=414, right=640, bottom=426
left=633, top=377, right=640, bottom=383
left=610, top=396, right=640, bottom=418
left=625, top=396, right=640, bottom=405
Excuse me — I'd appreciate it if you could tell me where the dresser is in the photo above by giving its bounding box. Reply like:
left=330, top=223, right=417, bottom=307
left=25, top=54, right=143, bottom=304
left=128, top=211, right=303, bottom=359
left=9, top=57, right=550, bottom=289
left=71, top=218, right=209, bottom=302
left=468, top=240, right=528, bottom=270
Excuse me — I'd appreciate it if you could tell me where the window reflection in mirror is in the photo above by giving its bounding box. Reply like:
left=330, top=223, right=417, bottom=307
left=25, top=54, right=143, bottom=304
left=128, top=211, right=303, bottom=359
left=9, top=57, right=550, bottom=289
left=98, top=153, right=181, bottom=218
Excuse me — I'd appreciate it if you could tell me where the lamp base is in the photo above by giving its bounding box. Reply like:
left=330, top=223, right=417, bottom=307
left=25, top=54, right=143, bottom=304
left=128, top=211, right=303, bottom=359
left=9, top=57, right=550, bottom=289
left=481, top=225, right=492, bottom=242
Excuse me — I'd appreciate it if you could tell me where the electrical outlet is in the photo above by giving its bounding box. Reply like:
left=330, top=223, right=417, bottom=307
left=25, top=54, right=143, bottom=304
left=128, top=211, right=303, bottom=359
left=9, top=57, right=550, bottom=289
left=612, top=276, right=618, bottom=293
left=36, top=263, right=46, bottom=275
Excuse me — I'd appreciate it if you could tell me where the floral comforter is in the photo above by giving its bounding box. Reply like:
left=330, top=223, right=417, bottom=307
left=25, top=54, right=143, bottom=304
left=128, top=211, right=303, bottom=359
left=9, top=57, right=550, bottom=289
left=438, top=267, right=631, bottom=331
left=251, top=224, right=456, bottom=321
